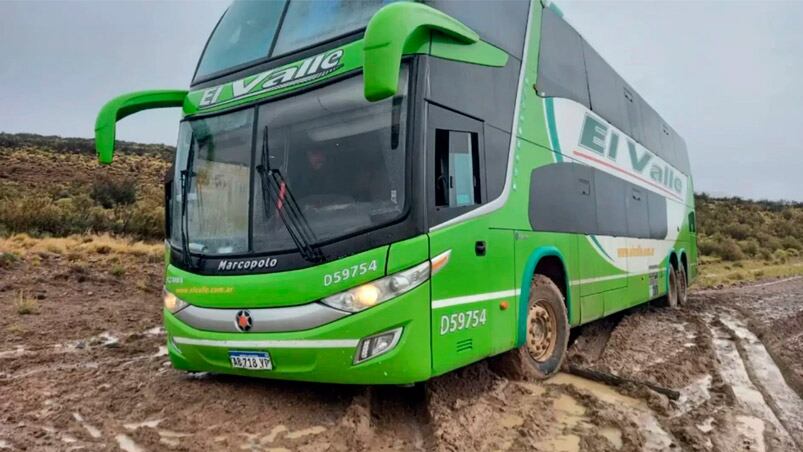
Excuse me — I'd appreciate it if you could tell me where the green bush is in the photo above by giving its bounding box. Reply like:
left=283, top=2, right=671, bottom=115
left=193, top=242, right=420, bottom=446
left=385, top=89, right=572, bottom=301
left=718, top=238, right=746, bottom=262
left=91, top=174, right=137, bottom=209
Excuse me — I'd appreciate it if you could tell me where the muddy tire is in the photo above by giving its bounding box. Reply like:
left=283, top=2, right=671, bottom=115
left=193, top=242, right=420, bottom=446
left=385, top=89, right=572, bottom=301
left=677, top=264, right=688, bottom=305
left=492, top=274, right=569, bottom=380
left=661, top=265, right=679, bottom=308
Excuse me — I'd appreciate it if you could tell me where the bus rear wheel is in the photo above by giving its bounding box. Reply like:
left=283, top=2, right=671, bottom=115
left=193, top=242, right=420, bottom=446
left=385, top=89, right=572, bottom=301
left=663, top=265, right=679, bottom=308
left=494, top=274, right=569, bottom=380
left=677, top=264, right=688, bottom=305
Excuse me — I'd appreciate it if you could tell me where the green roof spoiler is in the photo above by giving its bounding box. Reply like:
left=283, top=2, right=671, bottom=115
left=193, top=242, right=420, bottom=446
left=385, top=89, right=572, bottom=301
left=362, top=2, right=479, bottom=102
left=94, top=90, right=187, bottom=164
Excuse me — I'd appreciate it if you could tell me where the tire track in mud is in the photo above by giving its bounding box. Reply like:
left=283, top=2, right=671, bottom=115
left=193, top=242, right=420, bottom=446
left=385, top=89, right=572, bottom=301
left=708, top=311, right=803, bottom=450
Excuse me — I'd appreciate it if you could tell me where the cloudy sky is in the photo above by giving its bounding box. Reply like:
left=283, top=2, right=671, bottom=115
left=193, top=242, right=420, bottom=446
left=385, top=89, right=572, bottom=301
left=1, top=0, right=801, bottom=201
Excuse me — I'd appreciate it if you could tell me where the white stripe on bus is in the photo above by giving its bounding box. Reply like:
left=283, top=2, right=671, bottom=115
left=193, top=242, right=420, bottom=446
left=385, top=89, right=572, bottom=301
left=433, top=272, right=657, bottom=309
left=172, top=337, right=358, bottom=349
left=432, top=289, right=521, bottom=309
left=570, top=272, right=652, bottom=286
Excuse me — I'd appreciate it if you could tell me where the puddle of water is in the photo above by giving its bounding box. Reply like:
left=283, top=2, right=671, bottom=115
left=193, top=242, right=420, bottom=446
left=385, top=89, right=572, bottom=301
left=550, top=374, right=641, bottom=409
left=696, top=417, right=714, bottom=433
left=124, top=419, right=163, bottom=430
left=261, top=425, right=288, bottom=443
left=600, top=426, right=623, bottom=449
left=676, top=374, right=712, bottom=416
left=736, top=415, right=766, bottom=452
left=144, top=326, right=164, bottom=336
left=534, top=434, right=580, bottom=452
left=549, top=373, right=674, bottom=451
left=517, top=382, right=547, bottom=396
left=0, top=346, right=27, bottom=359
left=498, top=414, right=524, bottom=428
left=285, top=425, right=326, bottom=440
left=159, top=430, right=190, bottom=439
left=156, top=430, right=190, bottom=447
left=72, top=412, right=101, bottom=439
left=552, top=393, right=587, bottom=428
left=161, top=437, right=180, bottom=447
left=98, top=332, right=119, bottom=347
left=186, top=372, right=210, bottom=380
left=115, top=434, right=144, bottom=452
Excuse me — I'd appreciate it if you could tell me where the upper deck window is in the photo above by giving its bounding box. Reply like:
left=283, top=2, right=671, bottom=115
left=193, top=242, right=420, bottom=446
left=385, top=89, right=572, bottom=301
left=272, top=0, right=392, bottom=56
left=195, top=0, right=398, bottom=81
left=196, top=0, right=287, bottom=79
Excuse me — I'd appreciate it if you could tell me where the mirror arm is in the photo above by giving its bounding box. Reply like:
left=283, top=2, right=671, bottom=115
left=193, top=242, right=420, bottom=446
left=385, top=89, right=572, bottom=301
left=363, top=2, right=478, bottom=102
left=95, top=90, right=188, bottom=164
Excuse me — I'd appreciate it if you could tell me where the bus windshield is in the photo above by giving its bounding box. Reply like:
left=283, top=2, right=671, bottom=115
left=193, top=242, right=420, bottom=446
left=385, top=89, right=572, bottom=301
left=195, top=0, right=396, bottom=80
left=171, top=68, right=408, bottom=257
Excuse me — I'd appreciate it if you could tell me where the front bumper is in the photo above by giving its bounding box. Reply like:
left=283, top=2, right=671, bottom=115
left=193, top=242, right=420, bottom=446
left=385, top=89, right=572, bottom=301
left=164, top=283, right=432, bottom=384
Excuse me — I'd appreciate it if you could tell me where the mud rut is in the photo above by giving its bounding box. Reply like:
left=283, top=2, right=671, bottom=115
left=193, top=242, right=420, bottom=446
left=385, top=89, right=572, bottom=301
left=1, top=278, right=802, bottom=452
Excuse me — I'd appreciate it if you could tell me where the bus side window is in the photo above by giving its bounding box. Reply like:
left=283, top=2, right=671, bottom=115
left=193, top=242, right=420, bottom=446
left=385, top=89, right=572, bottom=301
left=435, top=130, right=481, bottom=208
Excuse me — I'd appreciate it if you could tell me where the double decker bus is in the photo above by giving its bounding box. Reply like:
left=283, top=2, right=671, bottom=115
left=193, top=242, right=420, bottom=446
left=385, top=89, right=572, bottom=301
left=95, top=0, right=696, bottom=384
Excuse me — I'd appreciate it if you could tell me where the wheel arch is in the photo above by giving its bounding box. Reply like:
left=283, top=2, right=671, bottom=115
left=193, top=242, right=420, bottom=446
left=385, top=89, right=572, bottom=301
left=516, top=246, right=572, bottom=348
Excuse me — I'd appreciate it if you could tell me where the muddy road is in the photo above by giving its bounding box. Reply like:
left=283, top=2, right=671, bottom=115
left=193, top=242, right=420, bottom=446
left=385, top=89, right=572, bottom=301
left=1, top=247, right=802, bottom=451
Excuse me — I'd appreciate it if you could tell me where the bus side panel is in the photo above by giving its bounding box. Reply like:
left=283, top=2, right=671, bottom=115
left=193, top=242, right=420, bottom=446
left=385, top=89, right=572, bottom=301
left=429, top=221, right=515, bottom=377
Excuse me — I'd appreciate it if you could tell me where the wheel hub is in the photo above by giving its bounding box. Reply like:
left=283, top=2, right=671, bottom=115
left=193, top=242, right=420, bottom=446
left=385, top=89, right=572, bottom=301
left=527, top=303, right=556, bottom=362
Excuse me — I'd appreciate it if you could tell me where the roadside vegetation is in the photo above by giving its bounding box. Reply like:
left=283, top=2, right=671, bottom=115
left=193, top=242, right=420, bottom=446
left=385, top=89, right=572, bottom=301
left=0, top=133, right=800, bottom=288
left=695, top=193, right=803, bottom=287
left=0, top=142, right=168, bottom=239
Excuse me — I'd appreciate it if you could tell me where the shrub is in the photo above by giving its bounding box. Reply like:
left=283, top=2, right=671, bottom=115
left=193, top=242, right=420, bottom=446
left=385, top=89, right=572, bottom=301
left=15, top=291, right=38, bottom=315
left=722, top=223, right=752, bottom=241
left=91, top=174, right=137, bottom=208
left=718, top=238, right=746, bottom=262
left=110, top=265, right=126, bottom=278
left=0, top=252, right=19, bottom=269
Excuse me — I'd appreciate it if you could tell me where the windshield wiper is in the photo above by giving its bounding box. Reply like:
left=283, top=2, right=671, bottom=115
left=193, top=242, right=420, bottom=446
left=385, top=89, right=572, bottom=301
left=179, top=138, right=196, bottom=269
left=256, top=126, right=324, bottom=263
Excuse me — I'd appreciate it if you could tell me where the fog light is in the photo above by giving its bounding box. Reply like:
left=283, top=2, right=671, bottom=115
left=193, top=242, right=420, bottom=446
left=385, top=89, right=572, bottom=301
left=354, top=327, right=403, bottom=364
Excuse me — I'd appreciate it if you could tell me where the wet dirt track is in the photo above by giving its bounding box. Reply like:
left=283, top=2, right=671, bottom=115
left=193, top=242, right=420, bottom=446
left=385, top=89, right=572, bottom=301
left=1, top=254, right=802, bottom=452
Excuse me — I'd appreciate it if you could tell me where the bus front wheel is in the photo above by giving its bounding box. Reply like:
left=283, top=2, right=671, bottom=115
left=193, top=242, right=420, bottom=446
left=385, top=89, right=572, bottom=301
left=494, top=274, right=569, bottom=380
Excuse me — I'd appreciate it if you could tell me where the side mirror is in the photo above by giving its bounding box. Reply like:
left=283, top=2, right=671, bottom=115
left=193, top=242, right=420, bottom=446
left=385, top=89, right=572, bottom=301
left=95, top=90, right=188, bottom=164
left=362, top=2, right=479, bottom=102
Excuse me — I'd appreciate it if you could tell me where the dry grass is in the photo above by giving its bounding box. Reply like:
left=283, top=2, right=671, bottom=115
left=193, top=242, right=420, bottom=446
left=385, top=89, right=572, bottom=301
left=1, top=233, right=162, bottom=259
left=14, top=291, right=38, bottom=315
left=693, top=257, right=803, bottom=288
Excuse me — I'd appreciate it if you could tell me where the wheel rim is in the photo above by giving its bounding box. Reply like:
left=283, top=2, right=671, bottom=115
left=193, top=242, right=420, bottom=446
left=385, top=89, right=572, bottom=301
left=527, top=300, right=557, bottom=362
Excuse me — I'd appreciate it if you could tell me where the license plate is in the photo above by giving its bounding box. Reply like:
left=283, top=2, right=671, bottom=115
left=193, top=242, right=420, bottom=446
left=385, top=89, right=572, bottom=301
left=228, top=351, right=272, bottom=370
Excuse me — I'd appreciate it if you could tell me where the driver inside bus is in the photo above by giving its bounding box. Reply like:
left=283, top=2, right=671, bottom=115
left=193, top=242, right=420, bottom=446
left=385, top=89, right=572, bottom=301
left=292, top=145, right=380, bottom=208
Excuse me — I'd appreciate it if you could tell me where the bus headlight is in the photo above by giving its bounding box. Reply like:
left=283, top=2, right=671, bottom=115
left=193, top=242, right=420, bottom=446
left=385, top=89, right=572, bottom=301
left=321, top=261, right=430, bottom=313
left=163, top=288, right=189, bottom=314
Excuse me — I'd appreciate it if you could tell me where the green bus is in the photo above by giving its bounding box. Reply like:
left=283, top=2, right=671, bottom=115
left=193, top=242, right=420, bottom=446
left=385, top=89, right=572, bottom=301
left=95, top=0, right=696, bottom=384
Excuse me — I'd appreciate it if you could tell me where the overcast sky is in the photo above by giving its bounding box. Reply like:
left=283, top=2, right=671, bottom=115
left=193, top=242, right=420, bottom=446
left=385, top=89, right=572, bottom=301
left=1, top=0, right=801, bottom=201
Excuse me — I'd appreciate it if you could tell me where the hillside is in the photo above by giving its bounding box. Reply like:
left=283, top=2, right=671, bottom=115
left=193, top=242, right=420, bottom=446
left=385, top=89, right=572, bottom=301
left=0, top=133, right=801, bottom=285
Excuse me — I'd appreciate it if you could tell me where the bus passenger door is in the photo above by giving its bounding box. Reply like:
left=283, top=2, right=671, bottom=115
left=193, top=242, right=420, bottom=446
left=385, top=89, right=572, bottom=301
left=425, top=104, right=515, bottom=376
